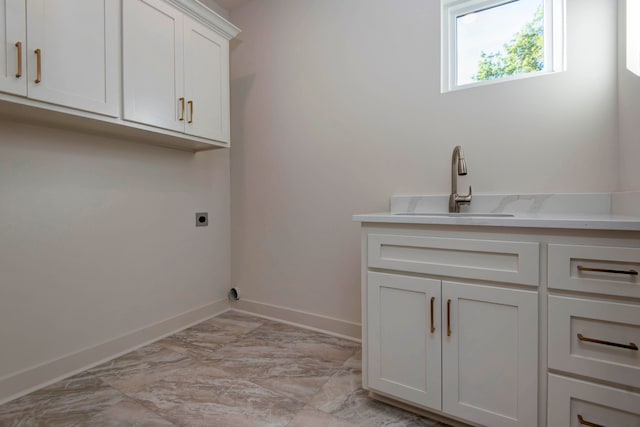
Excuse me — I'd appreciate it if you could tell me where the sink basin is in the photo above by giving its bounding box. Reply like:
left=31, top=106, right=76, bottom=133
left=393, top=212, right=515, bottom=218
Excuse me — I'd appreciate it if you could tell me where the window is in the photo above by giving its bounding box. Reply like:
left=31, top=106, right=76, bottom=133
left=442, top=0, right=565, bottom=92
left=628, top=0, right=640, bottom=76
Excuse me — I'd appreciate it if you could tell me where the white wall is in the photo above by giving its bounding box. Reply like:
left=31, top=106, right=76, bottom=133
left=619, top=0, right=640, bottom=191
left=200, top=0, right=230, bottom=19
left=0, top=0, right=232, bottom=402
left=229, top=0, right=619, bottom=331
left=0, top=122, right=230, bottom=398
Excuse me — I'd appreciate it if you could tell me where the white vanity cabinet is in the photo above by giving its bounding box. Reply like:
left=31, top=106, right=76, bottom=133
left=547, top=243, right=640, bottom=427
left=123, top=0, right=230, bottom=142
left=0, top=0, right=118, bottom=116
left=363, top=229, right=540, bottom=427
left=355, top=199, right=640, bottom=427
left=368, top=272, right=538, bottom=427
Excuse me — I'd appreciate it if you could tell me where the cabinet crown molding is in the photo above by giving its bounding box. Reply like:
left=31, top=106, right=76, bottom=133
left=166, top=0, right=240, bottom=39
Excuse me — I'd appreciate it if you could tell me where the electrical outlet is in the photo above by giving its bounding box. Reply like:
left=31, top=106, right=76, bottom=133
left=196, top=212, right=208, bottom=227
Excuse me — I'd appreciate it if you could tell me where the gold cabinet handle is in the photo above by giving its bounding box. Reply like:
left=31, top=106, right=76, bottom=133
left=577, top=265, right=638, bottom=276
left=179, top=97, right=185, bottom=121
left=187, top=100, right=193, bottom=124
left=430, top=297, right=435, bottom=334
left=577, top=414, right=604, bottom=427
left=15, top=42, right=22, bottom=78
left=34, top=48, right=42, bottom=83
left=447, top=299, right=452, bottom=337
left=577, top=333, right=638, bottom=351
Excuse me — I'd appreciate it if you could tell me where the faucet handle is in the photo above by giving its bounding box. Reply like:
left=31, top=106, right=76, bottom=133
left=459, top=186, right=472, bottom=204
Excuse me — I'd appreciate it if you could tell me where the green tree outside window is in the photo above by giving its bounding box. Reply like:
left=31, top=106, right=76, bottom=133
left=473, top=6, right=544, bottom=81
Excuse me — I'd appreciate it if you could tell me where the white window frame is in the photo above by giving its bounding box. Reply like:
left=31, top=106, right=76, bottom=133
left=441, top=0, right=566, bottom=92
left=627, top=0, right=640, bottom=76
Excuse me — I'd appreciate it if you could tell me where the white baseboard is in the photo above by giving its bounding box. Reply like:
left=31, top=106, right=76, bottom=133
left=231, top=299, right=361, bottom=342
left=0, top=298, right=229, bottom=405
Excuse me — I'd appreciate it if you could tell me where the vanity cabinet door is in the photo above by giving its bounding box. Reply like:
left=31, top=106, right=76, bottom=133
left=183, top=15, right=229, bottom=142
left=123, top=0, right=184, bottom=132
left=442, top=281, right=538, bottom=427
left=0, top=0, right=26, bottom=96
left=26, top=0, right=119, bottom=116
left=367, top=272, right=442, bottom=411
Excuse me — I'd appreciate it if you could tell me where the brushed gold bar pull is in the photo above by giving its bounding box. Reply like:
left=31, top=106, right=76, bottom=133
left=179, top=97, right=185, bottom=121
left=577, top=333, right=638, bottom=351
left=15, top=42, right=22, bottom=78
left=430, top=297, right=435, bottom=334
left=577, top=414, right=604, bottom=427
left=188, top=100, right=193, bottom=124
left=447, top=299, right=451, bottom=337
left=34, top=48, right=41, bottom=83
left=577, top=265, right=638, bottom=276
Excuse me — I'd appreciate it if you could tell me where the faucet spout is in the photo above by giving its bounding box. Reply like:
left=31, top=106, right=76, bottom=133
left=449, top=146, right=472, bottom=213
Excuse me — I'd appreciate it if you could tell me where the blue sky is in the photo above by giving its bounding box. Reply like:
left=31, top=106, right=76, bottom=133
left=456, top=0, right=543, bottom=85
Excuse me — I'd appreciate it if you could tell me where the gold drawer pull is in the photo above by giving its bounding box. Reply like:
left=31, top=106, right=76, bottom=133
left=34, top=48, right=42, bottom=83
left=447, top=299, right=452, bottom=337
left=577, top=266, right=638, bottom=276
left=577, top=333, right=638, bottom=351
left=430, top=297, right=435, bottom=334
left=188, top=100, right=193, bottom=123
left=578, top=414, right=604, bottom=427
left=15, top=41, right=22, bottom=77
left=179, top=97, right=185, bottom=121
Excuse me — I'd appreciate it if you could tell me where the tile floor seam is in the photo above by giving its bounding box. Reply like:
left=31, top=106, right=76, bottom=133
left=84, top=383, right=179, bottom=427
left=92, top=371, right=181, bottom=426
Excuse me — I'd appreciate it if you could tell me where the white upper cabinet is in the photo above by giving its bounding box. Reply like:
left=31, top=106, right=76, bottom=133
left=26, top=0, right=119, bottom=116
left=123, top=0, right=184, bottom=132
left=0, top=0, right=26, bottom=96
left=0, top=0, right=239, bottom=151
left=184, top=16, right=229, bottom=142
left=123, top=0, right=232, bottom=143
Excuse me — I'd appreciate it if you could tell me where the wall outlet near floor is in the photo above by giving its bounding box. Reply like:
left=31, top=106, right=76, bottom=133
left=195, top=212, right=208, bottom=227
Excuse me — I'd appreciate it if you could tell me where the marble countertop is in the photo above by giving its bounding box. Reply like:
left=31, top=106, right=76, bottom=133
left=352, top=193, right=640, bottom=231
left=352, top=212, right=640, bottom=231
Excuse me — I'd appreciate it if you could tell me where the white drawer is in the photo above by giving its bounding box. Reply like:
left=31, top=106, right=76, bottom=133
left=548, top=374, right=640, bottom=427
left=548, top=244, right=640, bottom=298
left=548, top=295, right=640, bottom=388
left=367, top=234, right=539, bottom=285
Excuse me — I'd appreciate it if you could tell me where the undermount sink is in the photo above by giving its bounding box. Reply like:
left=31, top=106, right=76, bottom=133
left=393, top=212, right=515, bottom=218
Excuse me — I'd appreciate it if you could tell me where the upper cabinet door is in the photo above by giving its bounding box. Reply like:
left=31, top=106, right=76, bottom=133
left=26, top=0, right=119, bottom=116
left=184, top=16, right=229, bottom=142
left=0, top=0, right=26, bottom=96
left=123, top=0, right=184, bottom=132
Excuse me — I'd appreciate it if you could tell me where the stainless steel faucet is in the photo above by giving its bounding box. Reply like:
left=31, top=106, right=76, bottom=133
left=449, top=145, right=472, bottom=213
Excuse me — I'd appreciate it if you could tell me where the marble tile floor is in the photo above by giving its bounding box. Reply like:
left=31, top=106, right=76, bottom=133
left=0, top=311, right=451, bottom=427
